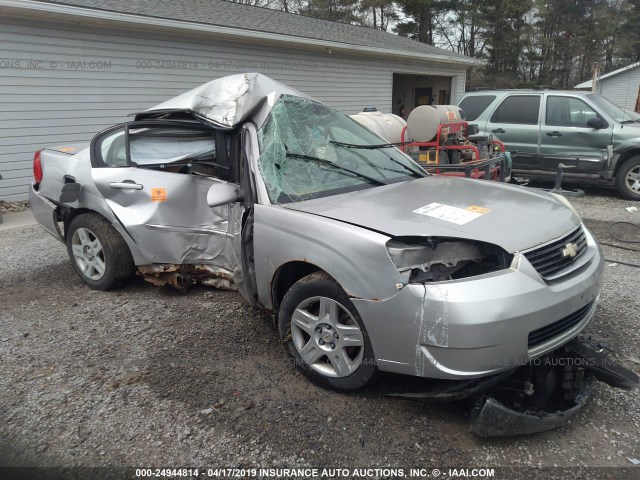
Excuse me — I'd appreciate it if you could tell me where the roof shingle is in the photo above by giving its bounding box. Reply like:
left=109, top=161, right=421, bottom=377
left=36, top=0, right=476, bottom=63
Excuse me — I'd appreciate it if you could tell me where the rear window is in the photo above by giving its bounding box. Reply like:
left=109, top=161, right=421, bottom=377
left=490, top=95, right=541, bottom=124
left=459, top=95, right=496, bottom=121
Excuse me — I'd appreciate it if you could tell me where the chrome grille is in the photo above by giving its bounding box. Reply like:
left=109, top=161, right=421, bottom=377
left=523, top=226, right=587, bottom=279
left=528, top=300, right=595, bottom=348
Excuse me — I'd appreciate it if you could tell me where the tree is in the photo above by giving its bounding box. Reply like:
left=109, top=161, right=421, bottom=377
left=394, top=0, right=455, bottom=44
left=359, top=0, right=398, bottom=30
left=298, top=0, right=362, bottom=23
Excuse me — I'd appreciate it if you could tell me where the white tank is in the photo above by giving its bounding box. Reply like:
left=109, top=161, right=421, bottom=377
left=406, top=105, right=465, bottom=142
left=350, top=109, right=407, bottom=144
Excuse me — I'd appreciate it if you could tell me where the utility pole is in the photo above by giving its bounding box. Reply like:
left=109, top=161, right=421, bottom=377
left=591, top=62, right=599, bottom=93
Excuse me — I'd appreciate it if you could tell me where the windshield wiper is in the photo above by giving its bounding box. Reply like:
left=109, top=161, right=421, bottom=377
left=284, top=152, right=387, bottom=186
left=330, top=140, right=409, bottom=149
left=621, top=119, right=639, bottom=124
left=330, top=141, right=426, bottom=177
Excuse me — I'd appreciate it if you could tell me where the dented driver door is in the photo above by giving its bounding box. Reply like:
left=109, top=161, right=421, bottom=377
left=90, top=121, right=238, bottom=274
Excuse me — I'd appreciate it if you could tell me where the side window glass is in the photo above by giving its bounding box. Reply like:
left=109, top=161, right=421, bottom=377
left=97, top=127, right=127, bottom=167
left=546, top=96, right=598, bottom=127
left=459, top=95, right=496, bottom=121
left=129, top=127, right=215, bottom=166
left=94, top=125, right=231, bottom=180
left=490, top=96, right=541, bottom=124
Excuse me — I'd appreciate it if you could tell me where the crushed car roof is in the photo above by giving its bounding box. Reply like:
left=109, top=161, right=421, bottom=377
left=135, top=73, right=309, bottom=128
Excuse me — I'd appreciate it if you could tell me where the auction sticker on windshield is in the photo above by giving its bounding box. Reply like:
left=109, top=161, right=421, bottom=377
left=413, top=202, right=490, bottom=225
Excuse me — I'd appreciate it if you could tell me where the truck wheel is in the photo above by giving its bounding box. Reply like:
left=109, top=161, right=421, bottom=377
left=278, top=271, right=377, bottom=393
left=615, top=156, right=640, bottom=200
left=66, top=213, right=134, bottom=290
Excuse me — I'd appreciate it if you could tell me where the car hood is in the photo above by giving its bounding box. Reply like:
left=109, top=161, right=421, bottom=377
left=282, top=176, right=579, bottom=253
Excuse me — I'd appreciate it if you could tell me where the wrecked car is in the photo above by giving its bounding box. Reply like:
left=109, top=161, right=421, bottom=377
left=32, top=73, right=620, bottom=406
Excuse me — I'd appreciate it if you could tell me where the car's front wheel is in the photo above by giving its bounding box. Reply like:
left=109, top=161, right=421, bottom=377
left=616, top=155, right=640, bottom=200
left=66, top=213, right=134, bottom=290
left=278, top=272, right=377, bottom=392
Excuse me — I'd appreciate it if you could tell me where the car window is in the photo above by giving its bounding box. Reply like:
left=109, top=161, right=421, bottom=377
left=128, top=128, right=215, bottom=165
left=97, top=127, right=127, bottom=167
left=459, top=95, right=496, bottom=121
left=94, top=124, right=233, bottom=179
left=490, top=95, right=541, bottom=124
left=546, top=96, right=598, bottom=127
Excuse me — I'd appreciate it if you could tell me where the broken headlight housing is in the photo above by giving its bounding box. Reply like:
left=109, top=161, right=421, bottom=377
left=386, top=237, right=513, bottom=283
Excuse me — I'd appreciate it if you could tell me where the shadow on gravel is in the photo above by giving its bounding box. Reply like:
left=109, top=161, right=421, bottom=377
left=140, top=285, right=472, bottom=455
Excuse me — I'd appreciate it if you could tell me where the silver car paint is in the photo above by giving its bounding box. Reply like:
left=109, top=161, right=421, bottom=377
left=138, top=72, right=306, bottom=130
left=30, top=75, right=605, bottom=382
left=32, top=145, right=247, bottom=293
left=282, top=175, right=579, bottom=253
left=352, top=229, right=602, bottom=378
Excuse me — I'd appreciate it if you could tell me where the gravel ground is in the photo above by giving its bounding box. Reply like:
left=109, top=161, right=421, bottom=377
left=0, top=200, right=30, bottom=214
left=0, top=184, right=639, bottom=479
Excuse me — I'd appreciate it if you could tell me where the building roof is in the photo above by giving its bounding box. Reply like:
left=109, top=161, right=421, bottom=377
left=576, top=61, right=640, bottom=88
left=4, top=0, right=480, bottom=65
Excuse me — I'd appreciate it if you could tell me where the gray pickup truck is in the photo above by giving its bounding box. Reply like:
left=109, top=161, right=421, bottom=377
left=458, top=90, right=640, bottom=199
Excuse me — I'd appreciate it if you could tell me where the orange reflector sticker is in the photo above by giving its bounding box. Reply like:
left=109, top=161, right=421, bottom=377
left=59, top=146, right=77, bottom=152
left=151, top=188, right=167, bottom=202
left=466, top=205, right=491, bottom=215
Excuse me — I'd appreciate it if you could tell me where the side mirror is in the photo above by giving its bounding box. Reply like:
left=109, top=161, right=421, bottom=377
left=207, top=182, right=242, bottom=208
left=587, top=117, right=605, bottom=129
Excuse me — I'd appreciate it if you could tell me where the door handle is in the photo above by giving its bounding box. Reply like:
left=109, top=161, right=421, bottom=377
left=109, top=181, right=143, bottom=190
left=492, top=128, right=505, bottom=134
left=546, top=131, right=563, bottom=137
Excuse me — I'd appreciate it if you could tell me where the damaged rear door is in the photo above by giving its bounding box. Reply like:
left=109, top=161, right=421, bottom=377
left=90, top=120, right=241, bottom=285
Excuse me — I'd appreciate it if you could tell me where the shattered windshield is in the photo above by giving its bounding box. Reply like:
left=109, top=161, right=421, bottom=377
left=257, top=95, right=424, bottom=204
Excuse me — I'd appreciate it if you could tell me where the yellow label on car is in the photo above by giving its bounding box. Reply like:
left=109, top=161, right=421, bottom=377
left=466, top=205, right=491, bottom=215
left=151, top=188, right=167, bottom=202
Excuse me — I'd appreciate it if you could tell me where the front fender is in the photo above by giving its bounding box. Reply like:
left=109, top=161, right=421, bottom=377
left=612, top=138, right=640, bottom=170
left=253, top=204, right=403, bottom=309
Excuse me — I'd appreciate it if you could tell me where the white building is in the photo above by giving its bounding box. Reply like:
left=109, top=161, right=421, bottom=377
left=0, top=0, right=480, bottom=201
left=576, top=61, right=640, bottom=112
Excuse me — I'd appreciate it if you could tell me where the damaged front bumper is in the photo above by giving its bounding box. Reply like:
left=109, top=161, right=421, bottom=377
left=352, top=227, right=603, bottom=380
left=468, top=335, right=639, bottom=437
left=389, top=335, right=639, bottom=437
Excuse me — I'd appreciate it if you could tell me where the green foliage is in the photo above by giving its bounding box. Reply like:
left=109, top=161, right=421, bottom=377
left=226, top=0, right=640, bottom=88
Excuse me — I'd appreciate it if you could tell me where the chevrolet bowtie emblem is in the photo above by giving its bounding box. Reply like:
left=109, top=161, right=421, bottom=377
left=561, top=242, right=578, bottom=258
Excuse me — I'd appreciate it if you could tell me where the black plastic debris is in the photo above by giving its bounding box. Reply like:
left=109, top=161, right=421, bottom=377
left=388, top=334, right=639, bottom=437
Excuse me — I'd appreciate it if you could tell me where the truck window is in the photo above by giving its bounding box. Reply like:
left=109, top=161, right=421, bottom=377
left=490, top=96, right=541, bottom=124
left=459, top=95, right=496, bottom=121
left=546, top=96, right=598, bottom=128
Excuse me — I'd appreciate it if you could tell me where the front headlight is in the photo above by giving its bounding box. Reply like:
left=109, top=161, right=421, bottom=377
left=386, top=237, right=513, bottom=283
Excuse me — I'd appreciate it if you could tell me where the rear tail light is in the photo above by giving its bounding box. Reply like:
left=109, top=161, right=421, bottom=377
left=33, top=149, right=44, bottom=185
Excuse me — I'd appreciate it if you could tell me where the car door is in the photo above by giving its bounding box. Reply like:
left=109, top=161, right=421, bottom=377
left=90, top=121, right=238, bottom=266
left=539, top=95, right=613, bottom=173
left=484, top=94, right=542, bottom=169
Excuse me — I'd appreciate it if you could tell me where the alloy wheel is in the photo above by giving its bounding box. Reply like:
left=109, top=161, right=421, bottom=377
left=290, top=296, right=365, bottom=378
left=71, top=227, right=106, bottom=280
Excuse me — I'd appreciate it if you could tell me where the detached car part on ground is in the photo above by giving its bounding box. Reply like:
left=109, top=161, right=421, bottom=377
left=30, top=73, right=638, bottom=435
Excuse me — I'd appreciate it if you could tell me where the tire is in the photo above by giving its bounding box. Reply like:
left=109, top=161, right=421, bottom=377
left=615, top=156, right=640, bottom=200
left=278, top=271, right=377, bottom=392
left=66, top=213, right=134, bottom=290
